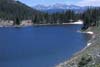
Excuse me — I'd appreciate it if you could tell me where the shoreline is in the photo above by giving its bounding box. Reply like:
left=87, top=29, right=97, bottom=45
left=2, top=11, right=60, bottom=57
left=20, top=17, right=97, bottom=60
left=56, top=29, right=95, bottom=67
left=77, top=31, right=94, bottom=46
left=0, top=21, right=83, bottom=27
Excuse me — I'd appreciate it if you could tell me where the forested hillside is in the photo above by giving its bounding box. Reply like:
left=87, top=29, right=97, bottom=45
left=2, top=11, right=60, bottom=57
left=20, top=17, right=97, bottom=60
left=0, top=0, right=100, bottom=26
left=82, top=7, right=100, bottom=29
left=0, top=0, right=41, bottom=23
left=0, top=0, right=79, bottom=25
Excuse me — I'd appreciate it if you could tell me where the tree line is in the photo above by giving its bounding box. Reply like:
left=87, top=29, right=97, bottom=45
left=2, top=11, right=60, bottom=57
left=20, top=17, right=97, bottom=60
left=32, top=10, right=80, bottom=24
left=81, top=7, right=100, bottom=30
left=0, top=0, right=100, bottom=29
left=0, top=0, right=80, bottom=25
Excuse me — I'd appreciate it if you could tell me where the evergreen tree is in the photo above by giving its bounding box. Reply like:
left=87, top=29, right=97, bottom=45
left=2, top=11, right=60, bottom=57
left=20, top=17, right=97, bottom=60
left=15, top=17, right=20, bottom=25
left=82, top=7, right=100, bottom=29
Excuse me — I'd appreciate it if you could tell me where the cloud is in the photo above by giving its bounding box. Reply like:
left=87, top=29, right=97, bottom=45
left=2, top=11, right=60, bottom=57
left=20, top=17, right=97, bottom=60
left=75, top=0, right=100, bottom=6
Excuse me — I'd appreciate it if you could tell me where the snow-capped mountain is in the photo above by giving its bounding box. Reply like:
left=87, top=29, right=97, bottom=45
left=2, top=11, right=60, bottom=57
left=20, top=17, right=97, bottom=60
left=33, top=4, right=83, bottom=10
left=33, top=4, right=86, bottom=13
left=33, top=5, right=49, bottom=10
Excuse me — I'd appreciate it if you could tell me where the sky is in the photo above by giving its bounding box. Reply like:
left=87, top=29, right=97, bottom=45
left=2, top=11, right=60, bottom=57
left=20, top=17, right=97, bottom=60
left=18, top=0, right=100, bottom=6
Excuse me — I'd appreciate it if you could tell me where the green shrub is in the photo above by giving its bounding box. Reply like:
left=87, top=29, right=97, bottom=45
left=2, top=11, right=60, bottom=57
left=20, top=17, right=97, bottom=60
left=78, top=55, right=92, bottom=67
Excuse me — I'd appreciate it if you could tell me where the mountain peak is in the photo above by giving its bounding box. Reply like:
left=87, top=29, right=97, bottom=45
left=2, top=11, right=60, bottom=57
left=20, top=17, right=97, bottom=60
left=33, top=4, right=86, bottom=13
left=33, top=4, right=82, bottom=10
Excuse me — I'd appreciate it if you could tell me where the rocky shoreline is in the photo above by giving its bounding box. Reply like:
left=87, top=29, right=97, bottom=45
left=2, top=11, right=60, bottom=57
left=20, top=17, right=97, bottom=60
left=56, top=26, right=100, bottom=67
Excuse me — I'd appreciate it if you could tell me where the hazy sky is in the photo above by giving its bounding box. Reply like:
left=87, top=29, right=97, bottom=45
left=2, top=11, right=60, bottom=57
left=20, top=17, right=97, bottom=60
left=18, top=0, right=100, bottom=6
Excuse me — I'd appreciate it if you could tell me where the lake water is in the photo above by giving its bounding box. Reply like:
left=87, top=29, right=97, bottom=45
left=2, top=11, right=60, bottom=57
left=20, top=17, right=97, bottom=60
left=0, top=25, right=88, bottom=67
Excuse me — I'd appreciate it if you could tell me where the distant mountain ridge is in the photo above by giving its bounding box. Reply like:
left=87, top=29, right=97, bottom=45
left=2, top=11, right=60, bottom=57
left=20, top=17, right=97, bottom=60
left=33, top=4, right=87, bottom=13
left=33, top=4, right=82, bottom=10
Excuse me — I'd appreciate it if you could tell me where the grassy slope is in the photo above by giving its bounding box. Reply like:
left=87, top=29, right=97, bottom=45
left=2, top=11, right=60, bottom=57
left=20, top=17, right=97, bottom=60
left=56, top=25, right=100, bottom=67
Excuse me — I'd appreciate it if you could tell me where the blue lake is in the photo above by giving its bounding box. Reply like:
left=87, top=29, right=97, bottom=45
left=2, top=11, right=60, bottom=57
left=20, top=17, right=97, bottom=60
left=0, top=25, right=88, bottom=67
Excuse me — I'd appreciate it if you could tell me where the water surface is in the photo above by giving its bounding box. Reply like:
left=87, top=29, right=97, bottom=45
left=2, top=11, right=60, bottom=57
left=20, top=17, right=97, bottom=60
left=0, top=25, right=87, bottom=67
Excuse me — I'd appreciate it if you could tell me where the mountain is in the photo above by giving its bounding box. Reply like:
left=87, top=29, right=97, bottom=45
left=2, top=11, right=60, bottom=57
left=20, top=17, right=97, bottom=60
left=33, top=4, right=86, bottom=13
left=33, top=4, right=82, bottom=10
left=0, top=0, right=40, bottom=20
